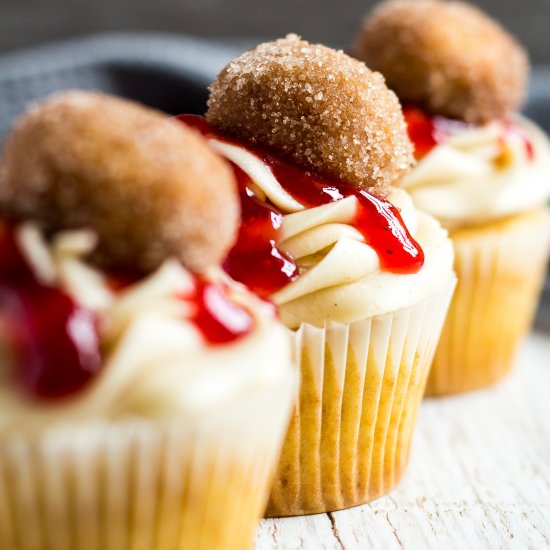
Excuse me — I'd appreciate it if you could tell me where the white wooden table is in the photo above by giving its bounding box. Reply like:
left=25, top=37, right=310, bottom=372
left=256, top=333, right=550, bottom=549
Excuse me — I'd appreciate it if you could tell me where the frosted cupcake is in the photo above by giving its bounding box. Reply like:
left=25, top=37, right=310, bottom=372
left=0, top=91, right=296, bottom=549
left=355, top=0, right=550, bottom=395
left=180, top=35, right=456, bottom=515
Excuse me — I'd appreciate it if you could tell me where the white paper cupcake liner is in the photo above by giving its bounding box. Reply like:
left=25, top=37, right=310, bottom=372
left=0, top=373, right=296, bottom=550
left=427, top=207, right=550, bottom=395
left=266, top=277, right=455, bottom=516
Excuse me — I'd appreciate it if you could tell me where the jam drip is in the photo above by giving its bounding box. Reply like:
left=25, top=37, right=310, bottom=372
left=0, top=220, right=255, bottom=400
left=108, top=263, right=255, bottom=344
left=0, top=222, right=102, bottom=400
left=180, top=115, right=299, bottom=298
left=403, top=106, right=441, bottom=159
left=254, top=150, right=424, bottom=274
left=178, top=115, right=424, bottom=296
left=191, top=280, right=254, bottom=344
left=403, top=105, right=534, bottom=161
left=223, top=167, right=298, bottom=297
left=107, top=263, right=254, bottom=343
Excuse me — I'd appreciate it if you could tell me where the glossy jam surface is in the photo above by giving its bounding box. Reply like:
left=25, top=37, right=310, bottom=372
left=403, top=106, right=477, bottom=159
left=178, top=115, right=424, bottom=296
left=106, top=263, right=254, bottom=344
left=106, top=264, right=254, bottom=344
left=0, top=220, right=255, bottom=401
left=181, top=115, right=300, bottom=298
left=403, top=105, right=534, bottom=161
left=254, top=150, right=424, bottom=274
left=224, top=167, right=298, bottom=297
left=191, top=280, right=255, bottom=344
left=403, top=106, right=441, bottom=159
left=0, top=222, right=102, bottom=400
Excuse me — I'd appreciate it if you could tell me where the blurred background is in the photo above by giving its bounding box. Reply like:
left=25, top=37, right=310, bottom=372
left=1, top=0, right=549, bottom=62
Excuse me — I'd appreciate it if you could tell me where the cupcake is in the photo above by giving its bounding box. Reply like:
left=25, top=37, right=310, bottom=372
left=179, top=35, right=456, bottom=515
left=355, top=0, right=550, bottom=395
left=0, top=91, right=296, bottom=549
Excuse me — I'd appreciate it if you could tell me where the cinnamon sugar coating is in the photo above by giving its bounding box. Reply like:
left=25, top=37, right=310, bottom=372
left=207, top=35, right=414, bottom=195
left=0, top=91, right=239, bottom=273
left=355, top=0, right=529, bottom=123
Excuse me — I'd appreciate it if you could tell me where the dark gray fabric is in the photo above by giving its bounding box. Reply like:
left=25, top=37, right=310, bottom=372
left=0, top=33, right=252, bottom=143
left=0, top=32, right=549, bottom=330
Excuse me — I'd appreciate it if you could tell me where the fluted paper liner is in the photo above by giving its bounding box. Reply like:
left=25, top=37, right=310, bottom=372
left=266, top=279, right=455, bottom=516
left=427, top=207, right=550, bottom=396
left=0, top=374, right=295, bottom=550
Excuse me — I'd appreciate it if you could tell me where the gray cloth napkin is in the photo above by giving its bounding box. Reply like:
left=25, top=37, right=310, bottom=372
left=0, top=32, right=251, bottom=142
left=0, top=32, right=549, bottom=330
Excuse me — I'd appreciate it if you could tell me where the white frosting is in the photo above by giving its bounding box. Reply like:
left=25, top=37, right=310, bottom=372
left=211, top=138, right=455, bottom=328
left=210, top=140, right=304, bottom=212
left=0, top=224, right=292, bottom=433
left=402, top=115, right=550, bottom=228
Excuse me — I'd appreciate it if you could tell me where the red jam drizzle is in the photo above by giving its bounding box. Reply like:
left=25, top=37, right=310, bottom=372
left=191, top=280, right=254, bottom=344
left=105, top=260, right=254, bottom=344
left=180, top=114, right=300, bottom=297
left=253, top=151, right=424, bottom=274
left=403, top=105, right=475, bottom=159
left=178, top=115, right=424, bottom=295
left=0, top=221, right=102, bottom=400
left=224, top=166, right=298, bottom=298
left=0, top=218, right=255, bottom=400
left=403, top=105, right=534, bottom=162
left=403, top=106, right=440, bottom=159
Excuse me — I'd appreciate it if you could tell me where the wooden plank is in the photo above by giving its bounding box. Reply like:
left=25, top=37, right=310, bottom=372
left=256, top=333, right=550, bottom=549
left=258, top=514, right=342, bottom=549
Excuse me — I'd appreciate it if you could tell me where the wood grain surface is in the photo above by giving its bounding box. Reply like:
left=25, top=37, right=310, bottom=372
left=256, top=333, right=550, bottom=549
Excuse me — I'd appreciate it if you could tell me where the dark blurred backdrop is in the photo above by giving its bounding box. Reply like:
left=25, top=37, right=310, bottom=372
left=1, top=0, right=549, bottom=62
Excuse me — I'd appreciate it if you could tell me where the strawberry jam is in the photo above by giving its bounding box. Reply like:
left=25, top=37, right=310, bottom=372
left=403, top=106, right=441, bottom=159
left=105, top=264, right=255, bottom=345
left=180, top=114, right=300, bottom=298
left=403, top=105, right=534, bottom=161
left=0, top=221, right=102, bottom=400
left=224, top=167, right=298, bottom=298
left=402, top=105, right=473, bottom=159
left=0, top=219, right=255, bottom=400
left=178, top=115, right=424, bottom=296
left=191, top=280, right=254, bottom=344
left=253, top=150, right=424, bottom=274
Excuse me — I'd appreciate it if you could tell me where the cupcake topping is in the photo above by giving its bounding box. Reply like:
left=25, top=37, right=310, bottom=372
left=0, top=91, right=240, bottom=273
left=190, top=115, right=452, bottom=328
left=200, top=37, right=453, bottom=329
left=403, top=106, right=534, bottom=162
left=179, top=115, right=424, bottom=299
left=0, top=221, right=102, bottom=400
left=402, top=114, right=550, bottom=228
left=355, top=0, right=529, bottom=123
left=207, top=34, right=414, bottom=196
left=190, top=280, right=254, bottom=345
left=0, top=92, right=260, bottom=403
left=0, top=220, right=255, bottom=402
